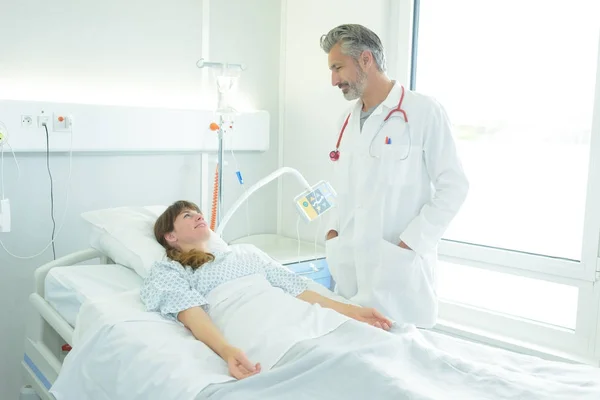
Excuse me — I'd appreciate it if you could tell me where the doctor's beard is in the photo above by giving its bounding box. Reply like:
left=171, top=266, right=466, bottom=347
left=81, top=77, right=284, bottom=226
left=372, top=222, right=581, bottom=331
left=341, top=66, right=367, bottom=101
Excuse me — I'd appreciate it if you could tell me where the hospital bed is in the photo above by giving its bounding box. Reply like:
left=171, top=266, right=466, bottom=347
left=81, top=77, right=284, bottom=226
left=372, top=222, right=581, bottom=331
left=21, top=207, right=600, bottom=400
left=22, top=249, right=140, bottom=399
left=21, top=229, right=332, bottom=400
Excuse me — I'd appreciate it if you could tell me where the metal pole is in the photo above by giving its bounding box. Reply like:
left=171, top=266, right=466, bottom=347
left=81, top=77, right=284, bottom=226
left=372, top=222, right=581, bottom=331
left=410, top=0, right=421, bottom=91
left=217, top=115, right=225, bottom=227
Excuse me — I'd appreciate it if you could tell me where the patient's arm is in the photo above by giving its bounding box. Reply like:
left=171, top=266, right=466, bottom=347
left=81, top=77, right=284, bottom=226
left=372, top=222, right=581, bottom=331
left=178, top=306, right=231, bottom=357
left=252, top=248, right=391, bottom=330
left=141, top=261, right=260, bottom=379
left=297, top=290, right=392, bottom=331
left=178, top=306, right=261, bottom=379
left=296, top=290, right=349, bottom=314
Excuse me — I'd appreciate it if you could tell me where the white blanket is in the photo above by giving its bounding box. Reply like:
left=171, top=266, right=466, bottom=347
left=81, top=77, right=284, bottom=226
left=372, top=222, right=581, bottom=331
left=49, top=275, right=600, bottom=400
left=50, top=275, right=350, bottom=400
left=201, top=321, right=600, bottom=400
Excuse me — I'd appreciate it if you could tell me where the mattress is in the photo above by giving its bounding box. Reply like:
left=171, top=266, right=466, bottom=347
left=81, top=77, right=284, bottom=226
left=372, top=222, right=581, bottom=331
left=44, top=264, right=142, bottom=326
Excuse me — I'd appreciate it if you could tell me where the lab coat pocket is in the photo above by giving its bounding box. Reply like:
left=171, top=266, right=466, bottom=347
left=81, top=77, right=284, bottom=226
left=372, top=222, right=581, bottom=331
left=370, top=240, right=426, bottom=322
left=325, top=237, right=357, bottom=299
left=376, top=240, right=420, bottom=288
left=381, top=144, right=413, bottom=185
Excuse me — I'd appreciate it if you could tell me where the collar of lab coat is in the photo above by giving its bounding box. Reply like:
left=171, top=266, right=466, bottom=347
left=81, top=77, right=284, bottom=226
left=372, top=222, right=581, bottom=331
left=357, top=80, right=403, bottom=117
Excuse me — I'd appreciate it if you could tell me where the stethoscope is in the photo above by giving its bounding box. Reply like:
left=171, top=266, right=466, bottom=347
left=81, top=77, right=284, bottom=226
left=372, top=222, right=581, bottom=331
left=330, top=85, right=410, bottom=162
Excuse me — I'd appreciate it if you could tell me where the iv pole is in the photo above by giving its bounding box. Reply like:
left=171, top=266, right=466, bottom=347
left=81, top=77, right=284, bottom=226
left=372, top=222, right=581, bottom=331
left=197, top=58, right=245, bottom=229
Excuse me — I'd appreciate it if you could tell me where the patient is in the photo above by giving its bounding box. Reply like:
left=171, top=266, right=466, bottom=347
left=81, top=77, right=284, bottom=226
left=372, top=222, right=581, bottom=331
left=140, top=200, right=392, bottom=381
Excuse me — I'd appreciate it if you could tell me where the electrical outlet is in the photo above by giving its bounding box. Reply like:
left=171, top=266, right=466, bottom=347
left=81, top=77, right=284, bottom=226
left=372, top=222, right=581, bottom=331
left=21, top=115, right=33, bottom=127
left=37, top=115, right=50, bottom=128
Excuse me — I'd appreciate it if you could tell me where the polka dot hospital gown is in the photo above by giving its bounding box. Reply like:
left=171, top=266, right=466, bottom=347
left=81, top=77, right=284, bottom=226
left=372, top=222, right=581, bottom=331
left=140, top=245, right=308, bottom=321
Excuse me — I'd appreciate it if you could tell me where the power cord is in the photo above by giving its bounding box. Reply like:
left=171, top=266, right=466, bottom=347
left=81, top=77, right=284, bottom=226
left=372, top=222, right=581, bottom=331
left=295, top=214, right=322, bottom=267
left=0, top=120, right=73, bottom=260
left=44, top=123, right=57, bottom=260
left=0, top=121, right=20, bottom=199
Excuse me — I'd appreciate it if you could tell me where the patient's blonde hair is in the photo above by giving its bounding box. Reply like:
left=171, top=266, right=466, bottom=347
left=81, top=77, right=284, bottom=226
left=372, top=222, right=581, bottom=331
left=154, top=200, right=215, bottom=270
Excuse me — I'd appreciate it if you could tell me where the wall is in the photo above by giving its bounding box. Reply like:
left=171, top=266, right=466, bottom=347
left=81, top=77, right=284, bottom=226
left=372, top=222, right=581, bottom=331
left=278, top=0, right=413, bottom=241
left=0, top=0, right=281, bottom=398
left=0, top=0, right=206, bottom=109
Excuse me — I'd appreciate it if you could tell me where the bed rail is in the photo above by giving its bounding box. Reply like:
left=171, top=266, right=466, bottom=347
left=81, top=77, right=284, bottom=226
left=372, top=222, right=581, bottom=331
left=29, top=293, right=75, bottom=345
left=34, top=248, right=103, bottom=297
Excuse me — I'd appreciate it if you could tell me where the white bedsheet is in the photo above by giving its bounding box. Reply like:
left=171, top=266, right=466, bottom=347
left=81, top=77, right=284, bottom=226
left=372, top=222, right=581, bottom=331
left=45, top=264, right=142, bottom=326
left=49, top=277, right=600, bottom=400
left=50, top=275, right=350, bottom=400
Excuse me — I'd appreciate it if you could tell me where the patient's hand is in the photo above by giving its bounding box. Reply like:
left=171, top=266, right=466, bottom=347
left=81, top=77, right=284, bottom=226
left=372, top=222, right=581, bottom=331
left=222, top=346, right=261, bottom=380
left=343, top=305, right=392, bottom=331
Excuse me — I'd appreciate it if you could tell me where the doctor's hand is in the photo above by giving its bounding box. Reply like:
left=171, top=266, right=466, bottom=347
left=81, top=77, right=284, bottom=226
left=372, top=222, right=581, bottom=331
left=326, top=230, right=338, bottom=240
left=343, top=305, right=392, bottom=331
left=221, top=346, right=261, bottom=380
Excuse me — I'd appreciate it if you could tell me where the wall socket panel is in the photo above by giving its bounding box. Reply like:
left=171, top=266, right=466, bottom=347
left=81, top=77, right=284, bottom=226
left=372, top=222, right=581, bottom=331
left=21, top=113, right=72, bottom=131
left=37, top=115, right=50, bottom=128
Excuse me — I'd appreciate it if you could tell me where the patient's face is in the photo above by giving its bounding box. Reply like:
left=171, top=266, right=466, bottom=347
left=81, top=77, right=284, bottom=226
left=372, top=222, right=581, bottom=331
left=168, top=209, right=211, bottom=248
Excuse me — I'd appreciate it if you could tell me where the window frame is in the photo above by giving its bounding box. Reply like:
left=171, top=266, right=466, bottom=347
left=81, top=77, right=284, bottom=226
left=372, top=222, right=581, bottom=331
left=407, top=0, right=600, bottom=360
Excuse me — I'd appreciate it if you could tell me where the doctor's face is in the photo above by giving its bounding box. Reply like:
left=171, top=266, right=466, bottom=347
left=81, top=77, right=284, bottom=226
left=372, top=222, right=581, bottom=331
left=328, top=42, right=367, bottom=101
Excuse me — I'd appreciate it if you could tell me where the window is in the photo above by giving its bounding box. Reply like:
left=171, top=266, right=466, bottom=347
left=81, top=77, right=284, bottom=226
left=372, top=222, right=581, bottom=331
left=438, top=261, right=579, bottom=330
left=410, top=0, right=600, bottom=358
left=413, top=0, right=600, bottom=261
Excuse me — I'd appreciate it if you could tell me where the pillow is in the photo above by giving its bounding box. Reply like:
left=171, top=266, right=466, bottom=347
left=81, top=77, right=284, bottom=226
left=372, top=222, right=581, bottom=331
left=81, top=205, right=229, bottom=278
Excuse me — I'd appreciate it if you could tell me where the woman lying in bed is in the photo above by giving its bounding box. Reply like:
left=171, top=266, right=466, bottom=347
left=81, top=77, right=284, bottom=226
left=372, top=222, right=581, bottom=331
left=141, top=200, right=392, bottom=381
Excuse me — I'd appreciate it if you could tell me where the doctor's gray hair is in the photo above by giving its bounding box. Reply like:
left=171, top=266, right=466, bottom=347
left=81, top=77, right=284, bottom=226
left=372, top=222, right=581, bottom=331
left=320, top=24, right=387, bottom=72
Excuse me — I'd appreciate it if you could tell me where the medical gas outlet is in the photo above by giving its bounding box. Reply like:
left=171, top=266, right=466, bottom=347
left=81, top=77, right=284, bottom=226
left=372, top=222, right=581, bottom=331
left=53, top=113, right=71, bottom=131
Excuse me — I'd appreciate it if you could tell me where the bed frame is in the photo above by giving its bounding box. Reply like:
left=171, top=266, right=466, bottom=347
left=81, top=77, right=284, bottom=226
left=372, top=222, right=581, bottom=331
left=22, top=248, right=115, bottom=400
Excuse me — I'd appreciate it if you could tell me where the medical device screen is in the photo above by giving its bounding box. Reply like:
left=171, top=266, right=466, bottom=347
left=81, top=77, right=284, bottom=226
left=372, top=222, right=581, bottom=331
left=294, top=181, right=337, bottom=222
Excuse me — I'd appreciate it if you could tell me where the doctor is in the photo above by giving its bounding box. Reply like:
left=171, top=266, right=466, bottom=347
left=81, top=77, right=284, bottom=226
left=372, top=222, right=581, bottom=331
left=320, top=24, right=469, bottom=328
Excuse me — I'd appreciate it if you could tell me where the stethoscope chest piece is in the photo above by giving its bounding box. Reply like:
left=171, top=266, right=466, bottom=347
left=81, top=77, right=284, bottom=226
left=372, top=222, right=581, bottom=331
left=329, top=150, right=340, bottom=162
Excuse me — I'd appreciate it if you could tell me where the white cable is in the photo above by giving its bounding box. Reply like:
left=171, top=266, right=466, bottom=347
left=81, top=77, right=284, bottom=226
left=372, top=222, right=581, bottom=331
left=7, top=143, right=21, bottom=180
left=229, top=135, right=239, bottom=171
left=1, top=145, right=4, bottom=200
left=227, top=135, right=251, bottom=238
left=244, top=188, right=251, bottom=238
left=296, top=215, right=302, bottom=265
left=0, top=123, right=74, bottom=259
left=1, top=122, right=8, bottom=199
left=313, top=217, right=322, bottom=262
left=294, top=216, right=323, bottom=266
left=1, top=133, right=22, bottom=200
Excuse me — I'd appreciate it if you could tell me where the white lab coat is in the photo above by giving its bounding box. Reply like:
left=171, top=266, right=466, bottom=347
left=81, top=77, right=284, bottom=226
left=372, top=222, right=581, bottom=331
left=325, top=82, right=469, bottom=328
